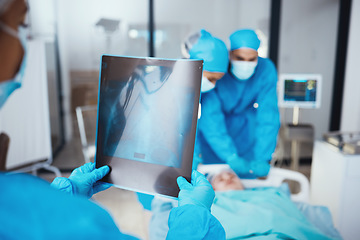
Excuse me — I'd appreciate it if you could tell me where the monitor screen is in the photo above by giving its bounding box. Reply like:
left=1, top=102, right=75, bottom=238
left=278, top=74, right=322, bottom=109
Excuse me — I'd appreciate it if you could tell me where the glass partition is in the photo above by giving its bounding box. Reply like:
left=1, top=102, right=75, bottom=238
left=154, top=0, right=271, bottom=58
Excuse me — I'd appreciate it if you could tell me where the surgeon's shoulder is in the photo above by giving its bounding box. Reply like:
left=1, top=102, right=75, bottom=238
left=258, top=57, right=276, bottom=72
left=201, top=87, right=221, bottom=103
left=258, top=57, right=277, bottom=82
left=0, top=172, right=50, bottom=189
left=213, top=72, right=235, bottom=94
left=216, top=72, right=233, bottom=85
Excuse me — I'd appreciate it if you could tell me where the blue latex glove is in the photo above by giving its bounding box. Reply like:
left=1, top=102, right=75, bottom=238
left=250, top=160, right=270, bottom=177
left=177, top=170, right=215, bottom=211
left=227, top=154, right=271, bottom=178
left=51, top=162, right=111, bottom=198
left=226, top=154, right=252, bottom=177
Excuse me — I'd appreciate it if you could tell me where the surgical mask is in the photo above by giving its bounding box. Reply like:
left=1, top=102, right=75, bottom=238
left=0, top=22, right=27, bottom=109
left=201, top=76, right=215, bottom=93
left=231, top=60, right=257, bottom=81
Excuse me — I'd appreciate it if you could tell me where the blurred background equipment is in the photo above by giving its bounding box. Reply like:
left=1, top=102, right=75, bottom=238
left=76, top=105, right=98, bottom=163
left=95, top=18, right=121, bottom=54
left=323, top=131, right=360, bottom=154
left=275, top=74, right=322, bottom=171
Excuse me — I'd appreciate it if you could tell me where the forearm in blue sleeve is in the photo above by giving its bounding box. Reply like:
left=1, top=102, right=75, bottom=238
left=199, top=91, right=239, bottom=163
left=166, top=205, right=225, bottom=240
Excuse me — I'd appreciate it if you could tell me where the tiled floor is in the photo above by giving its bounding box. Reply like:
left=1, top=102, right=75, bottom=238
left=39, top=137, right=312, bottom=239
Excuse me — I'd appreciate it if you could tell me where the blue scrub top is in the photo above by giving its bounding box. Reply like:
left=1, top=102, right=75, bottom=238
left=0, top=173, right=136, bottom=240
left=197, top=57, right=280, bottom=167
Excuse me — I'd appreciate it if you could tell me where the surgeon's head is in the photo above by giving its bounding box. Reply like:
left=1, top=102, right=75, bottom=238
left=208, top=169, right=244, bottom=191
left=229, top=29, right=260, bottom=81
left=0, top=0, right=28, bottom=108
left=182, top=29, right=229, bottom=93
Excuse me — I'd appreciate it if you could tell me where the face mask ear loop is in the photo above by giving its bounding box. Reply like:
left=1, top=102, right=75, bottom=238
left=0, top=21, right=19, bottom=39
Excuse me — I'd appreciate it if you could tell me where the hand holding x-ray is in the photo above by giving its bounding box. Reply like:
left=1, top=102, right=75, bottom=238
left=177, top=170, right=215, bottom=211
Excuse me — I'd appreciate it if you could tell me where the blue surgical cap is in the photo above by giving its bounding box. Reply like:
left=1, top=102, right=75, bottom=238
left=230, top=29, right=260, bottom=51
left=188, top=29, right=229, bottom=73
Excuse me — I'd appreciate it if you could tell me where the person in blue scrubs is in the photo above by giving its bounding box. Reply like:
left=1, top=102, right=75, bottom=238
left=0, top=1, right=225, bottom=239
left=181, top=29, right=229, bottom=170
left=197, top=29, right=280, bottom=178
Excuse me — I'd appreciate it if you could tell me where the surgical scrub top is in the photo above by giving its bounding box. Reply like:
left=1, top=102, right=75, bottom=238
left=197, top=57, right=280, bottom=166
left=0, top=173, right=225, bottom=240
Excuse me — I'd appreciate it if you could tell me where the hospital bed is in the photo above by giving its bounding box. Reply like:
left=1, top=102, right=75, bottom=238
left=147, top=164, right=311, bottom=209
left=148, top=165, right=342, bottom=240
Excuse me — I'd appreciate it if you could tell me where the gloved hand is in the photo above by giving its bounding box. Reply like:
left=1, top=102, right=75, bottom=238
left=51, top=162, right=111, bottom=198
left=227, top=153, right=271, bottom=178
left=226, top=154, right=252, bottom=177
left=177, top=170, right=215, bottom=211
left=250, top=160, right=270, bottom=177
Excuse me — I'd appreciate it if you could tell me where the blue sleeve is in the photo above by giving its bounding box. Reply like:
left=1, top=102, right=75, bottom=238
left=0, top=173, right=139, bottom=240
left=253, top=60, right=280, bottom=162
left=199, top=90, right=240, bottom=162
left=166, top=205, right=225, bottom=240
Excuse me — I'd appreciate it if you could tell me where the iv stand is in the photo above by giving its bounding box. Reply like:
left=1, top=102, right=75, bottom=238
left=290, top=106, right=300, bottom=171
left=292, top=106, right=300, bottom=126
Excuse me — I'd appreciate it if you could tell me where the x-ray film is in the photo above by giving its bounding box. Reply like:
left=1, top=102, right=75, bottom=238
left=95, top=55, right=203, bottom=198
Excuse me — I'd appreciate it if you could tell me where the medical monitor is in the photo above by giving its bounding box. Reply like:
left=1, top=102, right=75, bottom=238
left=278, top=74, right=322, bottom=109
left=95, top=55, right=203, bottom=198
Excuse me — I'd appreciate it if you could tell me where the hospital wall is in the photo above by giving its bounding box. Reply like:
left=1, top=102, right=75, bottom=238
left=340, top=0, right=360, bottom=133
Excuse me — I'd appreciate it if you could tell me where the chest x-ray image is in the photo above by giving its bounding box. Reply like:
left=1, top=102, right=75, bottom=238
left=96, top=55, right=202, bottom=197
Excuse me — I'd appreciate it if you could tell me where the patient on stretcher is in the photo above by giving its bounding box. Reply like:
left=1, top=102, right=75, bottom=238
left=208, top=169, right=245, bottom=191
left=149, top=169, right=342, bottom=240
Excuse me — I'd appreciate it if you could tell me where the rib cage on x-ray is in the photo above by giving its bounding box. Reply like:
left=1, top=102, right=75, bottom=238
left=95, top=55, right=203, bottom=197
left=101, top=63, right=192, bottom=168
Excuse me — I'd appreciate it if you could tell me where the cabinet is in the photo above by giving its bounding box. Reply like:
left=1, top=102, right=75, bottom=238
left=311, top=141, right=360, bottom=239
